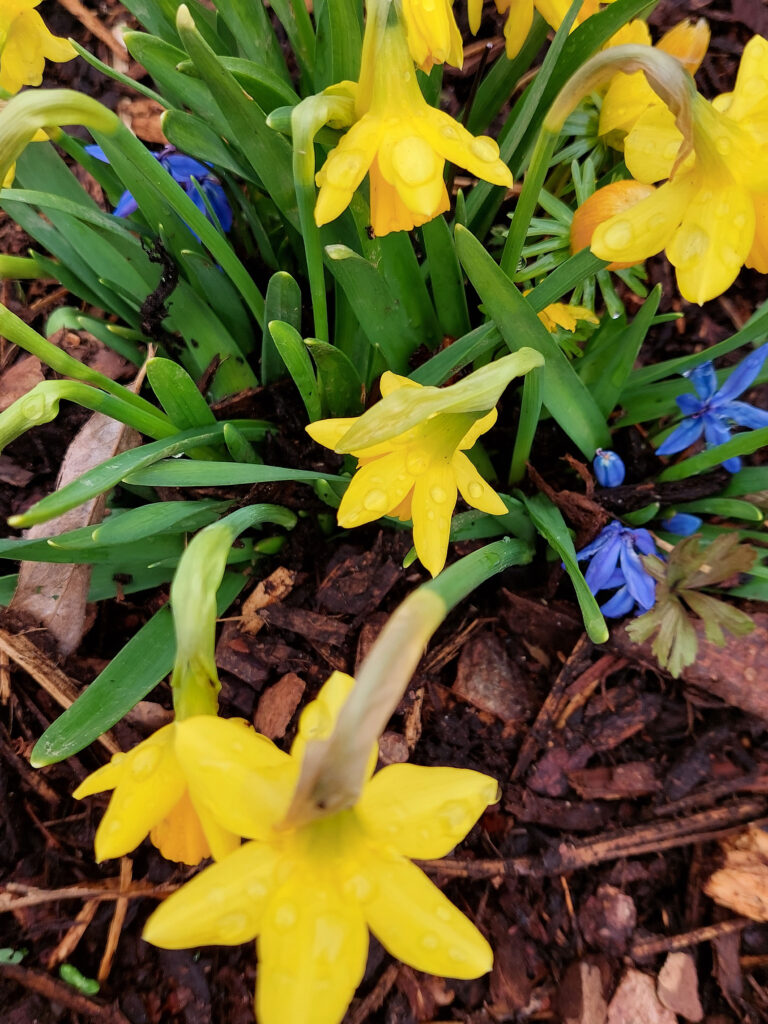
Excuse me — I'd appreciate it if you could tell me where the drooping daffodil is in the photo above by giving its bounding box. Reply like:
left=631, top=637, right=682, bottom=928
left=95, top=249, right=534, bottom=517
left=143, top=671, right=500, bottom=1024
left=314, top=2, right=512, bottom=236
left=537, top=300, right=599, bottom=333
left=306, top=350, right=543, bottom=576
left=585, top=34, right=768, bottom=303
left=400, top=0, right=463, bottom=71
left=468, top=0, right=614, bottom=62
left=599, top=18, right=710, bottom=146
left=0, top=0, right=75, bottom=94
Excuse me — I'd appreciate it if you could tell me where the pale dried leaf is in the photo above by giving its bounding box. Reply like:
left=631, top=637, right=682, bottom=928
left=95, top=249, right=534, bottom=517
left=607, top=970, right=676, bottom=1024
left=657, top=952, right=703, bottom=1022
left=704, top=826, right=768, bottom=921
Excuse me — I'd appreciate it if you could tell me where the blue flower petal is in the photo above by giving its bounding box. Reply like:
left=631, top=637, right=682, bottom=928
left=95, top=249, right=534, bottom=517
left=84, top=144, right=109, bottom=163
left=631, top=528, right=657, bottom=556
left=575, top=521, right=621, bottom=562
left=600, top=585, right=636, bottom=618
left=722, top=455, right=742, bottom=473
left=162, top=153, right=212, bottom=182
left=662, top=513, right=702, bottom=536
left=619, top=541, right=655, bottom=610
left=720, top=400, right=768, bottom=430
left=687, top=361, right=717, bottom=401
left=676, top=393, right=703, bottom=417
left=201, top=180, right=233, bottom=232
left=656, top=416, right=704, bottom=456
left=584, top=536, right=622, bottom=593
left=714, top=344, right=768, bottom=404
left=702, top=413, right=732, bottom=449
left=113, top=189, right=139, bottom=218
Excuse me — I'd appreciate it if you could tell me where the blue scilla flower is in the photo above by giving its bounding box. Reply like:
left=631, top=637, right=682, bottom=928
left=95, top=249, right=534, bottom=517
left=593, top=449, right=626, bottom=487
left=661, top=512, right=702, bottom=536
left=656, top=345, right=768, bottom=473
left=576, top=521, right=658, bottom=618
left=85, top=144, right=232, bottom=234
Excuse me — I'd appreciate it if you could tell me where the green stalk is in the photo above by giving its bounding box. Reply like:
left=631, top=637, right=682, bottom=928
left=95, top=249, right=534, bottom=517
left=508, top=365, right=542, bottom=484
left=0, top=255, right=47, bottom=280
left=286, top=538, right=531, bottom=823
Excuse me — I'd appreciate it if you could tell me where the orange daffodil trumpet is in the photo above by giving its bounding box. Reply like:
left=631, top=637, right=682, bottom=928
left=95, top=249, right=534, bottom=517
left=306, top=350, right=543, bottom=577
left=0, top=0, right=75, bottom=95
left=313, top=0, right=512, bottom=236
left=143, top=670, right=500, bottom=1024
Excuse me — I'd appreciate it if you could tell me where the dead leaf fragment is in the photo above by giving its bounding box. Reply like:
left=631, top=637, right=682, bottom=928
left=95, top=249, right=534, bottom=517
left=657, top=952, right=703, bottom=1022
left=558, top=960, right=608, bottom=1024
left=253, top=673, right=305, bottom=739
left=607, top=970, right=676, bottom=1024
left=704, top=825, right=768, bottom=921
left=0, top=355, right=44, bottom=412
left=453, top=630, right=537, bottom=724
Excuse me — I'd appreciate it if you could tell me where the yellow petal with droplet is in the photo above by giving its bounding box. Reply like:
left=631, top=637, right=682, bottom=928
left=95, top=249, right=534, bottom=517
left=452, top=451, right=507, bottom=516
left=356, top=763, right=499, bottom=858
left=625, top=104, right=684, bottom=183
left=746, top=192, right=768, bottom=273
left=336, top=448, right=414, bottom=528
left=411, top=461, right=457, bottom=577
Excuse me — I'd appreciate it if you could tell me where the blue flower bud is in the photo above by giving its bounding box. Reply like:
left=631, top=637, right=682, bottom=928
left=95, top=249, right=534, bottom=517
left=661, top=512, right=703, bottom=536
left=593, top=448, right=626, bottom=487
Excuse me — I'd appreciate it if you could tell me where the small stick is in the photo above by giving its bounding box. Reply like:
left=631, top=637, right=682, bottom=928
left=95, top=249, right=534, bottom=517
left=56, top=0, right=129, bottom=61
left=0, top=962, right=131, bottom=1022
left=0, top=880, right=178, bottom=911
left=98, top=859, right=132, bottom=982
left=632, top=917, right=751, bottom=959
left=46, top=899, right=99, bottom=969
left=347, top=963, right=399, bottom=1024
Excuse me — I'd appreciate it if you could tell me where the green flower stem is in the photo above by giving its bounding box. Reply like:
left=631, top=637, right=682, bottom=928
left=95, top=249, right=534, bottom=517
left=500, top=128, right=559, bottom=279
left=0, top=380, right=177, bottom=452
left=171, top=505, right=297, bottom=720
left=286, top=537, right=531, bottom=823
left=288, top=94, right=354, bottom=341
left=0, top=303, right=174, bottom=427
left=0, top=255, right=46, bottom=279
left=508, top=365, right=542, bottom=484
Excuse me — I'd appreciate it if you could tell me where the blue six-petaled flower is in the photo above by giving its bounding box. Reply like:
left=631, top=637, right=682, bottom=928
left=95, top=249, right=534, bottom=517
left=576, top=521, right=658, bottom=618
left=85, top=145, right=233, bottom=235
left=656, top=345, right=768, bottom=473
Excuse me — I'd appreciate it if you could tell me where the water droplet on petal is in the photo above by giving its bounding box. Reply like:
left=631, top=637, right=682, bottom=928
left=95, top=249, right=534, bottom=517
left=430, top=486, right=447, bottom=504
left=130, top=745, right=161, bottom=780
left=363, top=488, right=389, bottom=512
left=469, top=137, right=500, bottom=163
left=439, top=800, right=471, bottom=832
left=602, top=219, right=634, bottom=250
left=441, top=124, right=458, bottom=140
left=468, top=481, right=484, bottom=499
left=663, top=141, right=680, bottom=159
left=406, top=452, right=428, bottom=474
left=449, top=947, right=469, bottom=962
left=218, top=912, right=250, bottom=940
left=247, top=880, right=268, bottom=900
left=342, top=873, right=374, bottom=902
left=427, top=509, right=436, bottom=521
left=106, top=819, right=122, bottom=834
left=421, top=933, right=440, bottom=950
left=716, top=136, right=731, bottom=156
left=274, top=903, right=297, bottom=930
left=435, top=906, right=452, bottom=923
left=734, top=213, right=747, bottom=229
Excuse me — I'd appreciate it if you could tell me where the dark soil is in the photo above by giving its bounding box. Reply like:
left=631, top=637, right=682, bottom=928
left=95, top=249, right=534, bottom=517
left=2, top=1, right=768, bottom=1022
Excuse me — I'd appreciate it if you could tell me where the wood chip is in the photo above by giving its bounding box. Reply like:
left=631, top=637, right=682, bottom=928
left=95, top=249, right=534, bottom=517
left=378, top=731, right=409, bottom=765
left=253, top=673, right=305, bottom=739
left=657, top=952, right=703, bottom=1022
left=453, top=630, right=537, bottom=724
left=239, top=567, right=298, bottom=634
left=558, top=960, right=608, bottom=1024
left=607, top=970, right=676, bottom=1024
left=568, top=762, right=660, bottom=801
left=704, top=825, right=768, bottom=921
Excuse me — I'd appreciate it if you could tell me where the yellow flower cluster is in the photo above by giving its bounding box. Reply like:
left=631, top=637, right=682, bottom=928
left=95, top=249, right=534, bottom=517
left=76, top=673, right=499, bottom=1024
left=580, top=34, right=768, bottom=303
left=469, top=0, right=615, bottom=61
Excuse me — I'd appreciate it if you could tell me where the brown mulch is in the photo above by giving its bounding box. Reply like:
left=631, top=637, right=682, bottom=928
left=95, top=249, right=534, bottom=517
left=2, top=1, right=768, bottom=1022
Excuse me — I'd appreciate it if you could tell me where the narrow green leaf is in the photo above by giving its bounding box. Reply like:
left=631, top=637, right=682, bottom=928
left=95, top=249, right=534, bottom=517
left=125, top=461, right=342, bottom=487
left=267, top=320, right=322, bottom=421
left=672, top=498, right=763, bottom=522
left=306, top=339, right=363, bottom=417
left=376, top=231, right=441, bottom=349
left=455, top=225, right=610, bottom=455
left=262, top=272, right=302, bottom=384
left=207, top=0, right=290, bottom=80
left=93, top=501, right=230, bottom=544
left=314, top=0, right=362, bottom=90
left=420, top=216, right=471, bottom=340
left=658, top=427, right=768, bottom=481
left=410, top=323, right=501, bottom=387
left=521, top=492, right=608, bottom=644
left=147, top=357, right=217, bottom=428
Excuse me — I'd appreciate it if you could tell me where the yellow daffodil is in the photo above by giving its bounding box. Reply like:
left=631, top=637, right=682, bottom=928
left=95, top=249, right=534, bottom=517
left=0, top=0, right=76, bottom=95
left=570, top=178, right=656, bottom=269
left=314, top=9, right=512, bottom=236
left=143, top=671, right=499, bottom=1024
left=537, top=301, right=599, bottom=332
left=599, top=18, right=710, bottom=146
left=400, top=0, right=463, bottom=71
left=306, top=351, right=542, bottom=576
left=586, top=34, right=768, bottom=303
left=73, top=719, right=253, bottom=864
left=468, top=0, right=614, bottom=62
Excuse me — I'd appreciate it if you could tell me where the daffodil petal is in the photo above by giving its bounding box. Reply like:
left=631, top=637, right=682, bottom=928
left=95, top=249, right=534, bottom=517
left=625, top=104, right=684, bottom=183
left=72, top=753, right=128, bottom=798
left=746, top=192, right=768, bottom=273
left=657, top=18, right=710, bottom=75
left=306, top=417, right=359, bottom=451
left=379, top=370, right=420, bottom=397
left=501, top=0, right=533, bottom=60
left=420, top=110, right=513, bottom=188
left=364, top=849, right=493, bottom=979
left=258, top=878, right=369, bottom=1024
left=315, top=117, right=381, bottom=227
left=173, top=717, right=294, bottom=840
left=452, top=451, right=507, bottom=516
left=411, top=462, right=457, bottom=577
left=336, top=448, right=415, bottom=528
left=591, top=173, right=697, bottom=266
left=668, top=178, right=755, bottom=304
left=717, top=35, right=768, bottom=129
left=195, top=797, right=242, bottom=862
left=356, top=763, right=499, bottom=858
left=458, top=407, right=497, bottom=450
left=143, top=841, right=280, bottom=948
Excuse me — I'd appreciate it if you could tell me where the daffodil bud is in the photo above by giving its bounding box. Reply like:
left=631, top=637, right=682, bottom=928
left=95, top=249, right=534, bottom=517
left=593, top=449, right=626, bottom=487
